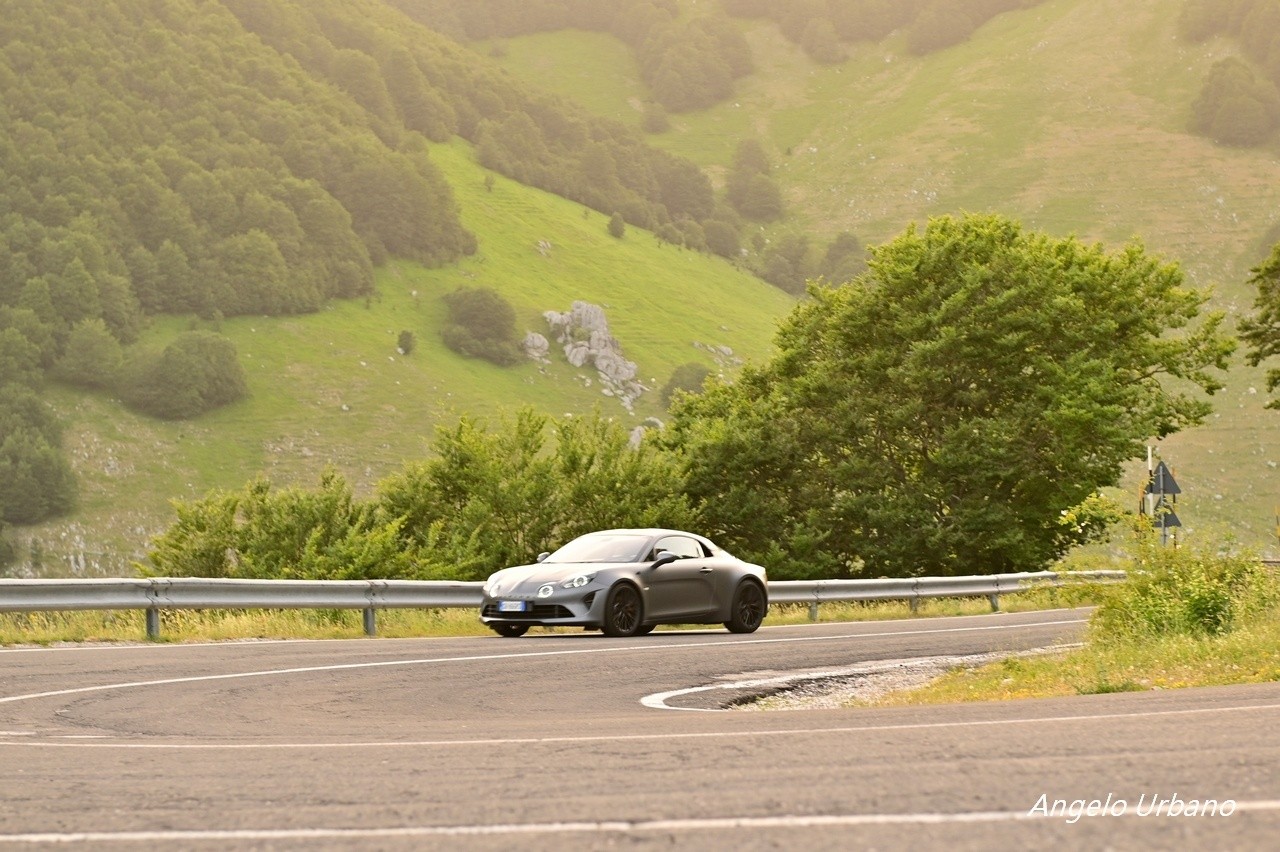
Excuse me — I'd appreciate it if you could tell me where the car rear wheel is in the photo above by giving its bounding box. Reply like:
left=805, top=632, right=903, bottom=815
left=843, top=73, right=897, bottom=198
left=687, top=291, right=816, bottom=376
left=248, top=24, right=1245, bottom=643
left=602, top=584, right=643, bottom=637
left=725, top=581, right=766, bottom=634
left=490, top=623, right=529, bottom=638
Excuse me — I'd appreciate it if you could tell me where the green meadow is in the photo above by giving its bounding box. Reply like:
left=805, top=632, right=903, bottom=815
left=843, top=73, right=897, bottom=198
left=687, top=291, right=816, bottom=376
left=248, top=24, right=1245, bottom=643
left=24, top=140, right=792, bottom=576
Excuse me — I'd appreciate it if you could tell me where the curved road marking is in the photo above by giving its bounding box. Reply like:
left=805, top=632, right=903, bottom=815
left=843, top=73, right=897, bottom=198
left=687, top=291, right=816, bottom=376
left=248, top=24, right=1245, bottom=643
left=3, top=699, right=1278, bottom=749
left=1, top=801, right=1278, bottom=843
left=0, top=616, right=1086, bottom=707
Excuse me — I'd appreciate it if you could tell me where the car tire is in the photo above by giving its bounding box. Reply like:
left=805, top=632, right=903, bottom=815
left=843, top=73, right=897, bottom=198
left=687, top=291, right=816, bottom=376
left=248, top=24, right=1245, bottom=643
left=602, top=583, right=643, bottom=637
left=490, top=623, right=529, bottom=638
left=725, top=581, right=766, bottom=634
left=635, top=623, right=656, bottom=635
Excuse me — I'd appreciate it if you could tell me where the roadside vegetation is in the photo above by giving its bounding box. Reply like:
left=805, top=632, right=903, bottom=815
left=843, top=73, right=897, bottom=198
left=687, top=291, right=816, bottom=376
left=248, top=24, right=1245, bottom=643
left=863, top=533, right=1280, bottom=706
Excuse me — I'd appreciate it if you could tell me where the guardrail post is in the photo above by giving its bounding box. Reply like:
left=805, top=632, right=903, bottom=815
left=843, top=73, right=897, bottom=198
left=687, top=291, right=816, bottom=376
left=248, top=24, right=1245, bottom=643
left=808, top=600, right=819, bottom=622
left=362, top=607, right=377, bottom=637
left=146, top=607, right=161, bottom=639
left=988, top=593, right=1000, bottom=612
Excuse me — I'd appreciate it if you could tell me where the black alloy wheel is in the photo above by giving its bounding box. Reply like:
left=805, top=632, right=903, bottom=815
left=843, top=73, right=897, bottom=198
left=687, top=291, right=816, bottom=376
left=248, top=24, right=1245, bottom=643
left=725, top=581, right=766, bottom=634
left=602, top=584, right=643, bottom=637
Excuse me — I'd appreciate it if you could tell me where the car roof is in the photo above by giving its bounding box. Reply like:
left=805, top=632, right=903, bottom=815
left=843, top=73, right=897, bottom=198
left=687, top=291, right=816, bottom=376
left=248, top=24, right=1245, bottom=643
left=585, top=528, right=700, bottom=538
left=582, top=529, right=718, bottom=549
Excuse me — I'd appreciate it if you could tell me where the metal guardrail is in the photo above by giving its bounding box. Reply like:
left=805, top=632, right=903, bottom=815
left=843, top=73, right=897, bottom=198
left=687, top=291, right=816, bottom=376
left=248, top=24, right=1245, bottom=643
left=0, top=570, right=1124, bottom=639
left=766, top=570, right=1126, bottom=619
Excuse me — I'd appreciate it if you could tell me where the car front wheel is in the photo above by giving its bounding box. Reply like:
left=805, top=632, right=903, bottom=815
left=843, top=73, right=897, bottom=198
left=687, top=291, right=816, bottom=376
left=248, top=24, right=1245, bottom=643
left=490, top=623, right=529, bottom=638
left=602, top=584, right=643, bottom=637
left=725, top=581, right=766, bottom=634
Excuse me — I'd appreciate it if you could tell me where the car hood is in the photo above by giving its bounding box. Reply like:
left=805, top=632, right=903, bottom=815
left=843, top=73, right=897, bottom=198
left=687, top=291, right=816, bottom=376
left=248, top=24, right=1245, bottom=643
left=486, top=562, right=633, bottom=595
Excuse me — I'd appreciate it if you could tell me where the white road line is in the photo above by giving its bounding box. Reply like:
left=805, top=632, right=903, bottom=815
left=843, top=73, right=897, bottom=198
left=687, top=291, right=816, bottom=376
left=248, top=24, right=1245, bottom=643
left=0, top=634, right=488, bottom=655
left=0, top=616, right=1086, bottom=707
left=3, top=699, right=1278, bottom=750
left=2, top=801, right=1278, bottom=842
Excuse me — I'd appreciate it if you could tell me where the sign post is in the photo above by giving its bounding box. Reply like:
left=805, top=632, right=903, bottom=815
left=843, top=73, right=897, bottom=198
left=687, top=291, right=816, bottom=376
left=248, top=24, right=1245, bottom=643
left=1142, top=447, right=1181, bottom=546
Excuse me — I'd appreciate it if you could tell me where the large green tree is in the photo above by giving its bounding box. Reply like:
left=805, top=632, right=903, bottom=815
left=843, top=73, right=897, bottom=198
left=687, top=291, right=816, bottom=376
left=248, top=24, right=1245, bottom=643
left=667, top=214, right=1234, bottom=578
left=1241, top=242, right=1280, bottom=409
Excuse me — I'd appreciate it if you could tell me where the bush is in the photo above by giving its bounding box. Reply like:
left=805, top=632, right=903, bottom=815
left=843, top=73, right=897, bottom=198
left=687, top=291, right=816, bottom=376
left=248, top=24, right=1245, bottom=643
left=120, top=331, right=248, bottom=420
left=147, top=470, right=412, bottom=580
left=1091, top=534, right=1279, bottom=644
left=440, top=287, right=522, bottom=366
left=1190, top=57, right=1280, bottom=146
left=661, top=362, right=712, bottom=408
left=376, top=409, right=699, bottom=580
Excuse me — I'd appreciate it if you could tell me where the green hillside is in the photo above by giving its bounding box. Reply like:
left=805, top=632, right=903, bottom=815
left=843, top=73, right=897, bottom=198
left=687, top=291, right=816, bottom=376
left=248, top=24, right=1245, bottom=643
left=20, top=140, right=791, bottom=576
left=7, top=0, right=1280, bottom=575
left=489, top=0, right=1280, bottom=553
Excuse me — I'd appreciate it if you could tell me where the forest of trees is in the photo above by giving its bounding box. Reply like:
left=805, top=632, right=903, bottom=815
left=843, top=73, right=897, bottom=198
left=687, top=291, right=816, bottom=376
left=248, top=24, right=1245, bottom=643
left=0, top=0, right=751, bottom=526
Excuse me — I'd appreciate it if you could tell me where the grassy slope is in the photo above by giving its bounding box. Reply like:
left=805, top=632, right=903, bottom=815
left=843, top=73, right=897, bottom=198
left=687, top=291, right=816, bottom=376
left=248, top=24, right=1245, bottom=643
left=22, top=140, right=792, bottom=576
left=491, top=0, right=1280, bottom=553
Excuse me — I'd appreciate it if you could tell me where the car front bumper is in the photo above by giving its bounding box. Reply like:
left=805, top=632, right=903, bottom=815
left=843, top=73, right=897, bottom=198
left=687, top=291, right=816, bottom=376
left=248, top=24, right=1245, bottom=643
left=480, top=588, right=605, bottom=628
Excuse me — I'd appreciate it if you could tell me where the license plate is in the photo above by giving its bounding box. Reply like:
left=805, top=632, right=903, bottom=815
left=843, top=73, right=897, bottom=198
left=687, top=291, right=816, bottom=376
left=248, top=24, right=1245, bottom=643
left=498, top=600, right=528, bottom=613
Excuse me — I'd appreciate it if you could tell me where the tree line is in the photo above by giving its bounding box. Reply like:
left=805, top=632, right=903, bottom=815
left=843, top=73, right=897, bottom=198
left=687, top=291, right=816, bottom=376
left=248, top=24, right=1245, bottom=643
left=721, top=0, right=1048, bottom=64
left=390, top=0, right=753, bottom=113
left=147, top=214, right=1262, bottom=583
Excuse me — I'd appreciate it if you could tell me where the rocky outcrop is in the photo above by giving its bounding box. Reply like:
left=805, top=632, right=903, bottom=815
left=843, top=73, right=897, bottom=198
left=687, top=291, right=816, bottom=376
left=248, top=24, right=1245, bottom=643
left=542, top=301, right=645, bottom=411
left=522, top=331, right=550, bottom=362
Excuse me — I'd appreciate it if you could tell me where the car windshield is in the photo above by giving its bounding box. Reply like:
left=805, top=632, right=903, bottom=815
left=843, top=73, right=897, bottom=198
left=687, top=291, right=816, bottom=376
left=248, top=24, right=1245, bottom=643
left=545, top=534, right=651, bottom=564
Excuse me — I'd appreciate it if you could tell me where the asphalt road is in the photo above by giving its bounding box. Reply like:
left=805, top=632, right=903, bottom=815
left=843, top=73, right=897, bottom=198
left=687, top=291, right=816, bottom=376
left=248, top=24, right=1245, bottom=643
left=1, top=608, right=1278, bottom=849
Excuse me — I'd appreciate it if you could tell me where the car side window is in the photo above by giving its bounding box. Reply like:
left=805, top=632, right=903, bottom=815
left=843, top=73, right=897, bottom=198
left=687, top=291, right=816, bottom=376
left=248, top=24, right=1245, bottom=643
left=654, top=536, right=705, bottom=559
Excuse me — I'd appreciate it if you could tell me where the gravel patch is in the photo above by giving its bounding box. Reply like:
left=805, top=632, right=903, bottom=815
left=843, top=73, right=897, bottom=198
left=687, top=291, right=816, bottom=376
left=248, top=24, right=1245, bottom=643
left=732, top=646, right=1077, bottom=711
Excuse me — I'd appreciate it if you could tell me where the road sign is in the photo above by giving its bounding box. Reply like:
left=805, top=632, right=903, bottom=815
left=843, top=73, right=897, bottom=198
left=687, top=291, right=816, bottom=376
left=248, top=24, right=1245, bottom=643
left=1145, top=460, right=1181, bottom=496
left=1153, top=496, right=1181, bottom=528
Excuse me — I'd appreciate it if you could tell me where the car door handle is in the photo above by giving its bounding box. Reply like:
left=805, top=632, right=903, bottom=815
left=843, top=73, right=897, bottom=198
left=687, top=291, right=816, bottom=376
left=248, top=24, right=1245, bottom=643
left=700, top=567, right=713, bottom=574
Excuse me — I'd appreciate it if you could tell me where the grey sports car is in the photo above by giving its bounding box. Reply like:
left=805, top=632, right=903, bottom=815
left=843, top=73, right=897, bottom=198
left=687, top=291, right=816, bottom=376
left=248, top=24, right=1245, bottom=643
left=479, top=528, right=768, bottom=637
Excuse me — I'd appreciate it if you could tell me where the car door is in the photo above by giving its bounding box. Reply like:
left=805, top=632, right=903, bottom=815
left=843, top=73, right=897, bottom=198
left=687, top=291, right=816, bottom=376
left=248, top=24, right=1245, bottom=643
left=643, top=535, right=717, bottom=619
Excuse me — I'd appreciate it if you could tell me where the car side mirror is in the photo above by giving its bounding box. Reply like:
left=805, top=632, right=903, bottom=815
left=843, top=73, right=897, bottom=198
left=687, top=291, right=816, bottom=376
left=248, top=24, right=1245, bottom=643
left=650, top=551, right=678, bottom=569
left=536, top=552, right=551, bottom=563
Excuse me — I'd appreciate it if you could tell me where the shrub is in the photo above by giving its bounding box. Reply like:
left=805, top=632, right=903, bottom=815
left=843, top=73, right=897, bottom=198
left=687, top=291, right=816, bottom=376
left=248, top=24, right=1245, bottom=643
left=1090, top=533, right=1279, bottom=644
left=661, top=362, right=712, bottom=408
left=120, top=331, right=248, bottom=420
left=440, top=287, right=522, bottom=366
left=376, top=409, right=699, bottom=580
left=147, top=470, right=412, bottom=580
left=1190, top=57, right=1280, bottom=146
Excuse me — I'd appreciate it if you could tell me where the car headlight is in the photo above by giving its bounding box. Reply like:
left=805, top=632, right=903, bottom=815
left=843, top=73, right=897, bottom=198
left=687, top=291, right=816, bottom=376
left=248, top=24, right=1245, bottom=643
left=483, top=575, right=503, bottom=596
left=561, top=573, right=595, bottom=589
